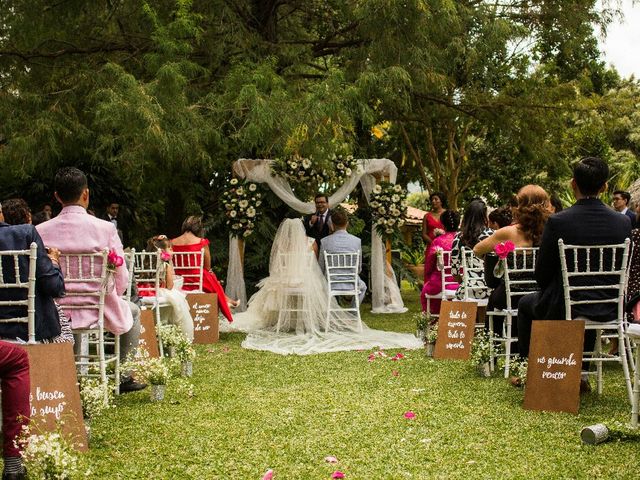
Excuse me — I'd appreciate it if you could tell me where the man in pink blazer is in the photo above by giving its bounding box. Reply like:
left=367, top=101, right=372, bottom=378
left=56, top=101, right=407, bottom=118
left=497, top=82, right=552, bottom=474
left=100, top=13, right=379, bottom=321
left=37, top=167, right=145, bottom=392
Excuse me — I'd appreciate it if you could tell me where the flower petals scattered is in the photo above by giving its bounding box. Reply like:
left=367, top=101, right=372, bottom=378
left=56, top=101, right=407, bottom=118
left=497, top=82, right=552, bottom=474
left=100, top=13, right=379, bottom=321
left=404, top=411, right=416, bottom=420
left=331, top=471, right=345, bottom=479
left=324, top=456, right=339, bottom=464
left=391, top=370, right=399, bottom=377
left=262, top=469, right=274, bottom=480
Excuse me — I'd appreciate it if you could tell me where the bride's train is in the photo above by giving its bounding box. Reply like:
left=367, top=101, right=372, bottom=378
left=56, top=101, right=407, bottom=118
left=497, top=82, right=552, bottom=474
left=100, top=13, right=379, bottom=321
left=220, top=219, right=422, bottom=355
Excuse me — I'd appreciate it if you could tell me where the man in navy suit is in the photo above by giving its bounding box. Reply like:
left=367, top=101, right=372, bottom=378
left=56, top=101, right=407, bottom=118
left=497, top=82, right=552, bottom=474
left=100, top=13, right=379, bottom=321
left=517, top=157, right=632, bottom=366
left=304, top=193, right=332, bottom=248
left=612, top=190, right=636, bottom=228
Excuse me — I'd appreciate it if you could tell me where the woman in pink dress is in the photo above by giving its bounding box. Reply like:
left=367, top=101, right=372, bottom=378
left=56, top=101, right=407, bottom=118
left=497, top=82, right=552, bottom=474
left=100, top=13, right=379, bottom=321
left=421, top=192, right=447, bottom=282
left=171, top=216, right=237, bottom=323
left=420, top=210, right=460, bottom=315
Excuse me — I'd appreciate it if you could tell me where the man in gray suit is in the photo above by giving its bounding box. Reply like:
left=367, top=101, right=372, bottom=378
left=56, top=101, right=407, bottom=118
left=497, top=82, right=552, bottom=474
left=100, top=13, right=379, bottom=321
left=318, top=209, right=367, bottom=305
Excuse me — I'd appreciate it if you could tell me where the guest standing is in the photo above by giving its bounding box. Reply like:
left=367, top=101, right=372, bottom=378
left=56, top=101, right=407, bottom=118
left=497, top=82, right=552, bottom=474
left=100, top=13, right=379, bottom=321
left=421, top=192, right=447, bottom=284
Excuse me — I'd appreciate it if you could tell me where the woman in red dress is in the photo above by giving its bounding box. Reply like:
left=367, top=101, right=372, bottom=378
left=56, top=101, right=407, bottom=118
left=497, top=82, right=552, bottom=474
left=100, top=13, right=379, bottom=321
left=421, top=192, right=447, bottom=283
left=171, top=216, right=237, bottom=322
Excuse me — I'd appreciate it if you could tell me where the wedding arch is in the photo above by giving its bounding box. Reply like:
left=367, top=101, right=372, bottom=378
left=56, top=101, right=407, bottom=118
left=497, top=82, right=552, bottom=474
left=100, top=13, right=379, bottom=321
left=225, top=158, right=408, bottom=314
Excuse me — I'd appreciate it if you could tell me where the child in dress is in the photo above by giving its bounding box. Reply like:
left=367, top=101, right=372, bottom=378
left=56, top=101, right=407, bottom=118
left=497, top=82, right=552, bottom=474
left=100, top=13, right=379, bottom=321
left=145, top=235, right=194, bottom=341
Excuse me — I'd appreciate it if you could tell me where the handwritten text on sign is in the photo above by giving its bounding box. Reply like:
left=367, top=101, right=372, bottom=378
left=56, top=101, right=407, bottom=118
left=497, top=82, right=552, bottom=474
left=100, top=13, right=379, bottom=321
left=30, top=387, right=66, bottom=420
left=523, top=320, right=585, bottom=414
left=187, top=293, right=219, bottom=344
left=433, top=301, right=477, bottom=360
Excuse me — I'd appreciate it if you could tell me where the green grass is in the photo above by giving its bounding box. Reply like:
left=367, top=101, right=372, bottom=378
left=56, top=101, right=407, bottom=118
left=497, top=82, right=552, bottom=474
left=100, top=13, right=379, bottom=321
left=80, top=289, right=640, bottom=479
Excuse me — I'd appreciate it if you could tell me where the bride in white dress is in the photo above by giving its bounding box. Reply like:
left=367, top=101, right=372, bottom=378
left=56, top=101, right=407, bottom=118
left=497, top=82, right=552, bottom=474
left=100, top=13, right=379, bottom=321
left=226, top=218, right=422, bottom=354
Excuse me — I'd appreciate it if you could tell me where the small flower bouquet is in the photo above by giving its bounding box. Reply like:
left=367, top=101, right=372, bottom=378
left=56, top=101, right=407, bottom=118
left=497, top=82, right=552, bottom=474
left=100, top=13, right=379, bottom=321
left=79, top=378, right=113, bottom=419
left=159, top=325, right=185, bottom=352
left=415, top=311, right=429, bottom=337
left=222, top=178, right=262, bottom=238
left=106, top=249, right=124, bottom=273
left=508, top=355, right=528, bottom=386
left=471, top=330, right=493, bottom=376
left=370, top=181, right=407, bottom=239
left=122, top=348, right=170, bottom=386
left=18, top=427, right=80, bottom=479
left=492, top=241, right=515, bottom=278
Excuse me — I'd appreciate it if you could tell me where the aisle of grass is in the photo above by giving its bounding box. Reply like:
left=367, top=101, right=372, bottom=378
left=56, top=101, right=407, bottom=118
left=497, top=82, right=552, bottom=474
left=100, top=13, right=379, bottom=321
left=84, top=289, right=639, bottom=479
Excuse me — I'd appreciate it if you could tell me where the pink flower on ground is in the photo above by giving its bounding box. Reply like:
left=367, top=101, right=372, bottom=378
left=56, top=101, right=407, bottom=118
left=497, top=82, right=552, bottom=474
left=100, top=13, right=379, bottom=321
left=494, top=241, right=515, bottom=260
left=332, top=471, right=345, bottom=479
left=367, top=354, right=376, bottom=362
left=223, top=346, right=230, bottom=353
left=391, top=352, right=405, bottom=361
left=404, top=411, right=416, bottom=420
left=392, top=370, right=399, bottom=377
left=262, top=470, right=274, bottom=480
left=324, top=456, right=339, bottom=464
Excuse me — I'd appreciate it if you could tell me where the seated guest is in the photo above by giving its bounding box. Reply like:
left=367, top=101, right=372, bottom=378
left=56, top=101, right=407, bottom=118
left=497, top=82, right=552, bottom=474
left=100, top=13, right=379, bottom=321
left=140, top=235, right=194, bottom=341
left=1, top=198, right=72, bottom=344
left=171, top=216, right=238, bottom=322
left=474, top=185, right=552, bottom=344
left=0, top=201, right=66, bottom=343
left=0, top=340, right=30, bottom=480
left=488, top=206, right=513, bottom=230
left=36, top=168, right=145, bottom=393
left=318, top=209, right=367, bottom=305
left=31, top=210, right=50, bottom=226
left=420, top=210, right=460, bottom=314
left=516, top=158, right=630, bottom=393
left=451, top=199, right=492, bottom=301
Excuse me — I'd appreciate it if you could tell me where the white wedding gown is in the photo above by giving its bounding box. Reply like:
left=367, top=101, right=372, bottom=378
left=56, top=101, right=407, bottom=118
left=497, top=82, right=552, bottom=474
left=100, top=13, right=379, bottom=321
left=223, top=218, right=422, bottom=355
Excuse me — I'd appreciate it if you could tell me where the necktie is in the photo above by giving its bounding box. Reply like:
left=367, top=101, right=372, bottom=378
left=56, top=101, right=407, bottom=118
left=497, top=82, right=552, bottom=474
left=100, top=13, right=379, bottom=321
left=317, top=213, right=324, bottom=232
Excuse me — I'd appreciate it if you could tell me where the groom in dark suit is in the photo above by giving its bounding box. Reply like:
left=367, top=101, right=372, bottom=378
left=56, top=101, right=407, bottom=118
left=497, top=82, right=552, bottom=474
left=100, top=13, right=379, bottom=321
left=304, top=193, right=332, bottom=247
left=517, top=157, right=632, bottom=362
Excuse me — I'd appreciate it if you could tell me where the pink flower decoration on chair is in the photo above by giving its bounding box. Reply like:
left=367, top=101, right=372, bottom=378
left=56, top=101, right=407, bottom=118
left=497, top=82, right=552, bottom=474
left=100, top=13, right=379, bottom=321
left=404, top=411, right=416, bottom=420
left=331, top=471, right=345, bottom=479
left=107, top=249, right=124, bottom=268
left=262, top=469, right=274, bottom=480
left=494, top=241, right=515, bottom=260
left=160, top=251, right=172, bottom=262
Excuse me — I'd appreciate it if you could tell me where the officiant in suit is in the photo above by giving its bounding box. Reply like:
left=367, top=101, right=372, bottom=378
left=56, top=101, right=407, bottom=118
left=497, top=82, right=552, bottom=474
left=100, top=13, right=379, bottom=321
left=304, top=193, right=332, bottom=247
left=517, top=157, right=632, bottom=363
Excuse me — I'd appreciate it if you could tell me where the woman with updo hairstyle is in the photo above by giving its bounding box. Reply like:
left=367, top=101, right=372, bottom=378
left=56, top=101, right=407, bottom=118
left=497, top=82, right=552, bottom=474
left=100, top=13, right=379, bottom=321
left=172, top=215, right=238, bottom=323
left=474, top=185, right=553, bottom=342
left=420, top=209, right=460, bottom=315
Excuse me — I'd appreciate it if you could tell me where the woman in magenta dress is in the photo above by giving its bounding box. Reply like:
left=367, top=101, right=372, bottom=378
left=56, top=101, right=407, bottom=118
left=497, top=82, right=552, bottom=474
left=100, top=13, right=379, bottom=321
left=421, top=192, right=447, bottom=283
left=420, top=209, right=460, bottom=315
left=171, top=216, right=238, bottom=323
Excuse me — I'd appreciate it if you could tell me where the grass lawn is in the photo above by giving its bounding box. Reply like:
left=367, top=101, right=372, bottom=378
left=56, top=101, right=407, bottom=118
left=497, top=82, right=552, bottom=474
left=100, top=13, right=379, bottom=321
left=82, top=288, right=639, bottom=479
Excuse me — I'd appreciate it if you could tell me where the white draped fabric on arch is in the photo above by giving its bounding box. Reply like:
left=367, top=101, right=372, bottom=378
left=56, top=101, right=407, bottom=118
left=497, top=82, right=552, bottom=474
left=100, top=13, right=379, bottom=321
left=225, top=158, right=408, bottom=315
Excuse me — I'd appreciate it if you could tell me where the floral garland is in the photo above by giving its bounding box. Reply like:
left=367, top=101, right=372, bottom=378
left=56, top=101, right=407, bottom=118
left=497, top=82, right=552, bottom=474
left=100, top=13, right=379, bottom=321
left=271, top=154, right=358, bottom=188
left=222, top=178, right=262, bottom=238
left=370, top=181, right=407, bottom=238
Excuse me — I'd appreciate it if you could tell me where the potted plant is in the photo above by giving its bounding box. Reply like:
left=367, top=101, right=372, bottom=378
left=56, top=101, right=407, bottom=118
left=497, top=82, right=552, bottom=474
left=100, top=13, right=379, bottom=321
left=159, top=324, right=183, bottom=358
left=123, top=348, right=170, bottom=401
left=471, top=330, right=493, bottom=377
left=79, top=378, right=113, bottom=443
left=507, top=355, right=528, bottom=387
left=17, top=427, right=80, bottom=479
left=401, top=246, right=425, bottom=283
left=414, top=311, right=429, bottom=340
left=175, top=340, right=197, bottom=377
left=425, top=321, right=438, bottom=357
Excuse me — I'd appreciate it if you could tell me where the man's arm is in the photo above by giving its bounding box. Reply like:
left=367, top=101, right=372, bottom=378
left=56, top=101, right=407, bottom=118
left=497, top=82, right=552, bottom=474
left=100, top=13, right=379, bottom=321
left=109, top=225, right=129, bottom=295
left=31, top=227, right=65, bottom=297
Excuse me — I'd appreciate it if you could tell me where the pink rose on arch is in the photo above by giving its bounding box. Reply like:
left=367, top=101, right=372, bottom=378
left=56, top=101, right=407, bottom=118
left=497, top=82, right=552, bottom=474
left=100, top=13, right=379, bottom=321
left=494, top=241, right=515, bottom=260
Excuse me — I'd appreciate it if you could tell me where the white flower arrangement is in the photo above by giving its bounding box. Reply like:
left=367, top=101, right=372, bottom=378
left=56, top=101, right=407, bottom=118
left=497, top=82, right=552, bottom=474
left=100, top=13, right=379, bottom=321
left=271, top=154, right=358, bottom=190
left=369, top=181, right=407, bottom=238
left=79, top=378, right=113, bottom=419
left=470, top=330, right=494, bottom=366
left=223, top=179, right=262, bottom=238
left=18, top=427, right=80, bottom=479
left=122, top=348, right=170, bottom=386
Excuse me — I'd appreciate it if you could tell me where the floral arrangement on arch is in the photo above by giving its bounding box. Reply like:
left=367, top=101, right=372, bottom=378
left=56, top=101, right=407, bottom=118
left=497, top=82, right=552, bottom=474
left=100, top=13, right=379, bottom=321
left=271, top=154, right=358, bottom=188
left=369, top=181, right=407, bottom=238
left=222, top=178, right=263, bottom=238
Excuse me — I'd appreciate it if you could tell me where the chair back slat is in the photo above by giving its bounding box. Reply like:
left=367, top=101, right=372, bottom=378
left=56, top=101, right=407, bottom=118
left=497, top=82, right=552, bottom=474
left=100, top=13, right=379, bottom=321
left=133, top=250, right=164, bottom=297
left=558, top=239, right=631, bottom=321
left=460, top=247, right=490, bottom=301
left=324, top=252, right=359, bottom=292
left=0, top=242, right=38, bottom=343
left=503, top=247, right=540, bottom=311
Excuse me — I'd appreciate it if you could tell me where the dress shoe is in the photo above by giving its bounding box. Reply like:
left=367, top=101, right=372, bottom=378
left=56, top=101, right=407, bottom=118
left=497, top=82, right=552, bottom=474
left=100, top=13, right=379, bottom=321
left=580, top=378, right=592, bottom=394
left=119, top=378, right=147, bottom=393
left=3, top=469, right=26, bottom=480
left=509, top=376, right=522, bottom=387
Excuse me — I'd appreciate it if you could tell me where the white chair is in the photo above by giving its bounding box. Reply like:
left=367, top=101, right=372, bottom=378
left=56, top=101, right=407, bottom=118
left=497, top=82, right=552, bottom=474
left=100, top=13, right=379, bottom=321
left=0, top=242, right=38, bottom=343
left=324, top=251, right=363, bottom=333
left=133, top=250, right=167, bottom=356
left=627, top=323, right=640, bottom=428
left=172, top=248, right=205, bottom=292
left=487, top=247, right=539, bottom=377
left=122, top=249, right=135, bottom=302
left=559, top=238, right=633, bottom=402
left=58, top=249, right=120, bottom=395
left=423, top=250, right=457, bottom=319
left=273, top=252, right=315, bottom=334
left=460, top=247, right=491, bottom=306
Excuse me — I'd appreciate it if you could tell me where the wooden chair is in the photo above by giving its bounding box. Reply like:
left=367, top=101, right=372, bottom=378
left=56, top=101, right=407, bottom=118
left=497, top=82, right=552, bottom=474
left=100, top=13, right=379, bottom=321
left=559, top=238, right=633, bottom=402
left=59, top=249, right=120, bottom=395
left=324, top=251, right=363, bottom=333
left=0, top=242, right=38, bottom=344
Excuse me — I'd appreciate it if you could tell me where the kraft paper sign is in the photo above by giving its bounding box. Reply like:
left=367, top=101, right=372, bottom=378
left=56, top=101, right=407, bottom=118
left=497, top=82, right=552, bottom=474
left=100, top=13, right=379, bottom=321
left=20, top=343, right=88, bottom=451
left=523, top=320, right=585, bottom=414
left=187, top=293, right=219, bottom=344
left=433, top=301, right=477, bottom=360
left=138, top=308, right=160, bottom=358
